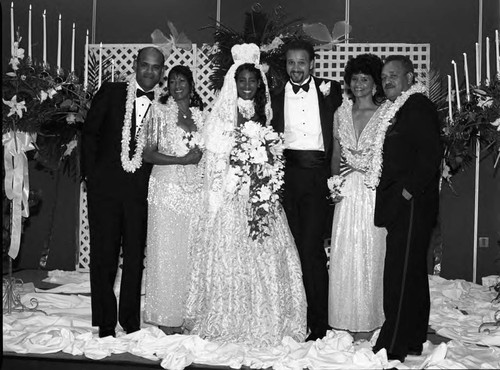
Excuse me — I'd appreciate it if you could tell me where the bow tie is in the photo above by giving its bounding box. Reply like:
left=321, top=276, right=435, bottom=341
left=136, top=89, right=155, bottom=101
left=291, top=80, right=310, bottom=94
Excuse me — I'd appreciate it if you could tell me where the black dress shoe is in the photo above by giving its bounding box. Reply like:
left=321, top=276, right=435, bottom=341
left=124, top=327, right=140, bottom=334
left=98, top=327, right=116, bottom=338
left=387, top=352, right=405, bottom=362
left=407, top=344, right=423, bottom=356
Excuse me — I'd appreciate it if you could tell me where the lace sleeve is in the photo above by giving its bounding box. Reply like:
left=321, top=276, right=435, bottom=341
left=333, top=110, right=341, bottom=140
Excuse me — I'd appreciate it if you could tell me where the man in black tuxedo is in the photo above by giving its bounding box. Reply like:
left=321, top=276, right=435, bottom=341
left=373, top=55, right=442, bottom=362
left=82, top=47, right=165, bottom=338
left=271, top=39, right=342, bottom=341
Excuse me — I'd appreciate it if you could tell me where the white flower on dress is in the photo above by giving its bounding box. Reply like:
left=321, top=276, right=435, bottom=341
left=319, top=81, right=331, bottom=97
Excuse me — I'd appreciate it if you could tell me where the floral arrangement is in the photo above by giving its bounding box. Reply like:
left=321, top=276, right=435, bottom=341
left=226, top=120, right=284, bottom=242
left=205, top=4, right=304, bottom=92
left=440, top=74, right=500, bottom=181
left=3, top=32, right=91, bottom=260
left=327, top=175, right=346, bottom=202
left=3, top=37, right=91, bottom=171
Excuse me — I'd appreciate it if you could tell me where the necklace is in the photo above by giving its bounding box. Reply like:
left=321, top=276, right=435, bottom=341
left=237, top=97, right=255, bottom=120
left=120, top=74, right=161, bottom=173
left=364, top=83, right=427, bottom=189
left=177, top=102, right=190, bottom=119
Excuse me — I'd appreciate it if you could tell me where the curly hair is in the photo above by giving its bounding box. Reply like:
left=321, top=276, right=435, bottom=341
left=159, top=65, right=204, bottom=111
left=235, top=63, right=267, bottom=126
left=344, top=54, right=385, bottom=105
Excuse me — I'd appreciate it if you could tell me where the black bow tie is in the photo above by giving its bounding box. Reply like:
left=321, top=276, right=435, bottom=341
left=291, top=80, right=310, bottom=94
left=136, top=89, right=155, bottom=101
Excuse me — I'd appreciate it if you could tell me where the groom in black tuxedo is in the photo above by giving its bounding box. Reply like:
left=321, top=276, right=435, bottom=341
left=271, top=39, right=342, bottom=341
left=82, top=47, right=165, bottom=338
left=373, top=55, right=442, bottom=362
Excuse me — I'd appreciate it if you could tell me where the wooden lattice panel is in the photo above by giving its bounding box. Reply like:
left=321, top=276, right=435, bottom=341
left=315, top=43, right=431, bottom=92
left=88, top=43, right=218, bottom=107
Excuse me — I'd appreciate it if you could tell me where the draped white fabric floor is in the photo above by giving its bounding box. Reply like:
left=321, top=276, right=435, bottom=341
left=3, top=272, right=500, bottom=369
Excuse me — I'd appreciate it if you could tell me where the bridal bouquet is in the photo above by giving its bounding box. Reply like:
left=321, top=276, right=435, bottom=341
left=327, top=175, right=346, bottom=202
left=228, top=120, right=284, bottom=242
left=182, top=131, right=204, bottom=150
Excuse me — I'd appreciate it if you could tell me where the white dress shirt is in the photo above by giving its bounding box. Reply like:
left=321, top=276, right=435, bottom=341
left=135, top=86, right=153, bottom=136
left=284, top=78, right=324, bottom=151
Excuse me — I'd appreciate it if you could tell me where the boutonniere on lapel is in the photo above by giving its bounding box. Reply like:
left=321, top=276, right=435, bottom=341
left=319, top=81, right=331, bottom=97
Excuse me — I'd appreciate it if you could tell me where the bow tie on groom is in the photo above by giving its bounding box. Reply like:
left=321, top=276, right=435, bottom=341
left=291, top=78, right=311, bottom=94
left=136, top=89, right=155, bottom=101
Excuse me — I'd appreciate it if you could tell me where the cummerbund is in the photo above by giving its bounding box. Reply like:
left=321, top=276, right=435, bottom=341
left=284, top=149, right=327, bottom=168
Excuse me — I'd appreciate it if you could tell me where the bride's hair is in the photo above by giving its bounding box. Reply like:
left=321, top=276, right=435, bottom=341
left=235, top=63, right=267, bottom=126
left=160, top=65, right=205, bottom=111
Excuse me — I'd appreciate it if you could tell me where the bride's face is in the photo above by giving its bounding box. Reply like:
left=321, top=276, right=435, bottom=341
left=236, top=70, right=259, bottom=101
left=168, top=73, right=191, bottom=102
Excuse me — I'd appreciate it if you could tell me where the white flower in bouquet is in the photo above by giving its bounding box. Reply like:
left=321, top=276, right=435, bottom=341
left=241, top=120, right=263, bottom=138
left=257, top=186, right=272, bottom=202
left=251, top=145, right=268, bottom=164
left=327, top=175, right=346, bottom=201
left=182, top=131, right=205, bottom=150
left=491, top=117, right=500, bottom=131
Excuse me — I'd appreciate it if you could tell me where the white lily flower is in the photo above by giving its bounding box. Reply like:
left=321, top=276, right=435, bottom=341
left=3, top=95, right=27, bottom=118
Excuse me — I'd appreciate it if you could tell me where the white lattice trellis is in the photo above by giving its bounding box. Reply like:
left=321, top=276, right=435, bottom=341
left=77, top=43, right=431, bottom=271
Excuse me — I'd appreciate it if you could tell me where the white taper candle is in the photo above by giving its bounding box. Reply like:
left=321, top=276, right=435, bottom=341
left=43, top=10, right=47, bottom=65
left=28, top=5, right=32, bottom=58
left=71, top=23, right=75, bottom=72
left=495, top=30, right=499, bottom=77
left=84, top=30, right=89, bottom=90
left=451, top=60, right=461, bottom=111
left=11, top=2, right=15, bottom=56
left=57, top=14, right=62, bottom=69
left=475, top=42, right=480, bottom=85
left=486, top=37, right=490, bottom=83
left=98, top=42, right=103, bottom=88
left=463, top=53, right=470, bottom=101
left=447, top=75, right=453, bottom=122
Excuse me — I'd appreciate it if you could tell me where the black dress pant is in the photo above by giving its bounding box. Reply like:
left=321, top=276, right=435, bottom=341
left=375, top=196, right=436, bottom=357
left=282, top=163, right=330, bottom=334
left=87, top=190, right=147, bottom=331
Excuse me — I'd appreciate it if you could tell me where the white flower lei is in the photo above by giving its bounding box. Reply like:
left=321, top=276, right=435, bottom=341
left=364, top=83, right=427, bottom=189
left=120, top=74, right=161, bottom=173
left=237, top=97, right=255, bottom=120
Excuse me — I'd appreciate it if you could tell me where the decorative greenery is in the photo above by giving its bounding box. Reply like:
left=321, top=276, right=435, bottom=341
left=2, top=39, right=91, bottom=173
left=439, top=74, right=500, bottom=181
left=205, top=4, right=304, bottom=92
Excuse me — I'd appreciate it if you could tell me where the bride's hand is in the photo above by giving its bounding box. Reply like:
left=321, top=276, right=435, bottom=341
left=182, top=147, right=203, bottom=165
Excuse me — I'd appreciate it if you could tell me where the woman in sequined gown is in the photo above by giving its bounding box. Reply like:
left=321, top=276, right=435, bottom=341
left=185, top=44, right=307, bottom=347
left=143, top=66, right=205, bottom=333
left=328, top=54, right=387, bottom=334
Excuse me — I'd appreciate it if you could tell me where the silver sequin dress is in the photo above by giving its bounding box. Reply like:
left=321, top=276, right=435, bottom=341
left=143, top=104, right=204, bottom=327
left=328, top=101, right=387, bottom=332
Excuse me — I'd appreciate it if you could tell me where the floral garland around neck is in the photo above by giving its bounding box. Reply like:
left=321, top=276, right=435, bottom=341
left=120, top=74, right=162, bottom=173
left=364, top=83, right=427, bottom=189
left=237, top=97, right=255, bottom=120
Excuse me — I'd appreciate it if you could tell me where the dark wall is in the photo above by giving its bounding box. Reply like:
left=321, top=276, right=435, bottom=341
left=2, top=0, right=499, bottom=77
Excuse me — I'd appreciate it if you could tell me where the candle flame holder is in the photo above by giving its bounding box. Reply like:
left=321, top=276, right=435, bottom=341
left=3, top=257, right=46, bottom=315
